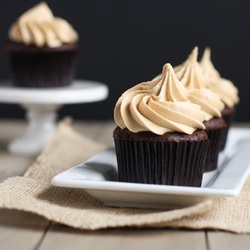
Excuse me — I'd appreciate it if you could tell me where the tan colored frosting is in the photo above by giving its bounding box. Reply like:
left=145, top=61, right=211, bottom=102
left=200, top=48, right=239, bottom=108
left=174, top=47, right=204, bottom=89
left=9, top=2, right=78, bottom=48
left=114, top=63, right=207, bottom=135
left=174, top=47, right=225, bottom=120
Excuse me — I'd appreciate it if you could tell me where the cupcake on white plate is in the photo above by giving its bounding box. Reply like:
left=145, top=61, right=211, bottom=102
left=113, top=63, right=209, bottom=187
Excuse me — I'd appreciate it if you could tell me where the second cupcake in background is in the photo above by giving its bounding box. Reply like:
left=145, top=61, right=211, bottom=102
left=113, top=63, right=209, bottom=187
left=200, top=48, right=239, bottom=149
left=174, top=47, right=227, bottom=172
left=6, top=2, right=79, bottom=88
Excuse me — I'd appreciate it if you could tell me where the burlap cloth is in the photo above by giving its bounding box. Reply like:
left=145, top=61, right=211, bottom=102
left=0, top=119, right=250, bottom=233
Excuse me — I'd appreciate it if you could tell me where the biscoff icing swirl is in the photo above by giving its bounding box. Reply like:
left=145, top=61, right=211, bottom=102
left=114, top=64, right=206, bottom=135
left=9, top=2, right=78, bottom=48
left=174, top=47, right=225, bottom=120
left=200, top=48, right=239, bottom=108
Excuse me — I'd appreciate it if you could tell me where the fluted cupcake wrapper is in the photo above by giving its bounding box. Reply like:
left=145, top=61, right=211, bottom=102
left=204, top=126, right=228, bottom=172
left=220, top=109, right=236, bottom=150
left=220, top=126, right=230, bottom=151
left=8, top=48, right=78, bottom=88
left=114, top=139, right=209, bottom=187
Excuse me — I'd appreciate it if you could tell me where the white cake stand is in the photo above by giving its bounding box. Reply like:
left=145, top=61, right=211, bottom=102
left=0, top=79, right=108, bottom=156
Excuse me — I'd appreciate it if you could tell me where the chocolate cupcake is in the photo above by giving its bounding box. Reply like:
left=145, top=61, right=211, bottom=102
left=6, top=2, right=78, bottom=88
left=200, top=48, right=239, bottom=149
left=174, top=47, right=227, bottom=172
left=113, top=64, right=209, bottom=187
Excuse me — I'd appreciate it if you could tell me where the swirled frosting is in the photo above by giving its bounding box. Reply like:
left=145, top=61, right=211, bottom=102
left=9, top=2, right=78, bottom=48
left=200, top=48, right=239, bottom=108
left=114, top=63, right=207, bottom=135
left=174, top=47, right=225, bottom=121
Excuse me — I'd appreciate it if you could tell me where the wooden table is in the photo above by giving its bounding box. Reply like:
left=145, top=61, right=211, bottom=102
left=1, top=120, right=250, bottom=250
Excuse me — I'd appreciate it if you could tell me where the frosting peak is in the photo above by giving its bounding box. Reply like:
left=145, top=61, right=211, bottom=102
left=174, top=47, right=203, bottom=89
left=114, top=63, right=207, bottom=135
left=200, top=48, right=220, bottom=80
left=153, top=64, right=190, bottom=102
left=174, top=47, right=225, bottom=120
left=200, top=48, right=239, bottom=108
left=9, top=2, right=78, bottom=48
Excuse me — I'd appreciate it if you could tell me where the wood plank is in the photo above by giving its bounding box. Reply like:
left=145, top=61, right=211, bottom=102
left=0, top=209, right=50, bottom=250
left=0, top=120, right=36, bottom=181
left=92, top=120, right=116, bottom=145
left=0, top=152, right=34, bottom=182
left=0, top=120, right=27, bottom=143
left=39, top=225, right=207, bottom=250
left=73, top=120, right=115, bottom=146
left=207, top=231, right=250, bottom=250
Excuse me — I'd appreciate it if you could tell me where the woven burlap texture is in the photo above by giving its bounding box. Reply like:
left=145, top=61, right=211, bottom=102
left=0, top=119, right=250, bottom=233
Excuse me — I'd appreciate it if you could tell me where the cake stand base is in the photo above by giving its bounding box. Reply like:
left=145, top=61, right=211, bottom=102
left=0, top=79, right=108, bottom=156
left=8, top=104, right=60, bottom=156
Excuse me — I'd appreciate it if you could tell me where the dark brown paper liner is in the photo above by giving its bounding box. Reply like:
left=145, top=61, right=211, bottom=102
left=220, top=107, right=236, bottom=150
left=204, top=127, right=227, bottom=172
left=114, top=139, right=208, bottom=187
left=7, top=46, right=78, bottom=88
left=220, top=126, right=230, bottom=151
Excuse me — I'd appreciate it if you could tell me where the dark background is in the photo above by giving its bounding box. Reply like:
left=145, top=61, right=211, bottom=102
left=0, top=0, right=250, bottom=121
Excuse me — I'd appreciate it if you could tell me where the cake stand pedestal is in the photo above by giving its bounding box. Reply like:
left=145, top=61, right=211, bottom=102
left=0, top=79, right=108, bottom=156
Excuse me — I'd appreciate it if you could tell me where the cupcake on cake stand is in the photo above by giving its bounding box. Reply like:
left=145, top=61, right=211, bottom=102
left=0, top=79, right=108, bottom=156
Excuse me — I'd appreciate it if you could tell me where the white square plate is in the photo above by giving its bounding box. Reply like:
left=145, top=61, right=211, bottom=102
left=52, top=128, right=250, bottom=209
